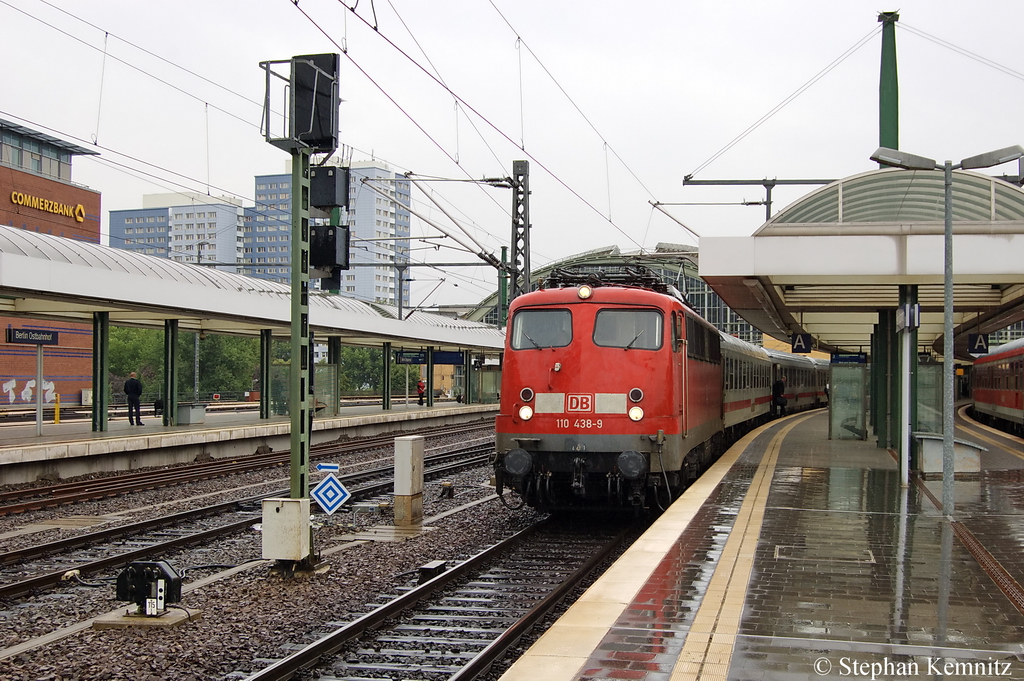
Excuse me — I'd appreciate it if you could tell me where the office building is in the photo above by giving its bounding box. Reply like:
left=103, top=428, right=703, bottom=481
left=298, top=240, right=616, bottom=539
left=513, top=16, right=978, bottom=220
left=0, top=117, right=102, bottom=408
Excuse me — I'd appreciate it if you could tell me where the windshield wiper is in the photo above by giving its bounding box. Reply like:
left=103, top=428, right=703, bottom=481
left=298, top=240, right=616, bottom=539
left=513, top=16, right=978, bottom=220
left=624, top=329, right=645, bottom=350
left=522, top=331, right=542, bottom=349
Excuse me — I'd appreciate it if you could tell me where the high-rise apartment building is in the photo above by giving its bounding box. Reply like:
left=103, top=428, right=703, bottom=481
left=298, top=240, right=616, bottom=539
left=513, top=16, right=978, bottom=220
left=242, top=162, right=411, bottom=308
left=109, top=193, right=244, bottom=271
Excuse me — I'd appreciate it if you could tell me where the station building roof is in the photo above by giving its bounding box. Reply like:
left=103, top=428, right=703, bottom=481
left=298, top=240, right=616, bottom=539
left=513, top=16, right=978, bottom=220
left=0, top=224, right=504, bottom=353
left=699, top=167, right=1024, bottom=359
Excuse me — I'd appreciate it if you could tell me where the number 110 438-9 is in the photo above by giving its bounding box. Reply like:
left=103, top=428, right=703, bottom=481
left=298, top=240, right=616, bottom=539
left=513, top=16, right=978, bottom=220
left=556, top=418, right=603, bottom=429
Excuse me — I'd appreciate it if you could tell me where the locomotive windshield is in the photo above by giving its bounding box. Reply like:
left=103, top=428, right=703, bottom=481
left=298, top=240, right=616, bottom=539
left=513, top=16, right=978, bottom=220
left=593, top=309, right=662, bottom=350
left=510, top=309, right=572, bottom=349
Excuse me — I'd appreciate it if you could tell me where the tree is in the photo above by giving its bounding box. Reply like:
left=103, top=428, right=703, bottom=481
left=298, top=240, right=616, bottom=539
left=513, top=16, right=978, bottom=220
left=109, top=327, right=164, bottom=400
left=339, top=346, right=420, bottom=395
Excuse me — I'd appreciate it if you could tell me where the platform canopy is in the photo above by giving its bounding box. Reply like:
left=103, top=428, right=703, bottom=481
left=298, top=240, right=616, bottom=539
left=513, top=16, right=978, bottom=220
left=699, top=167, right=1024, bottom=359
left=0, top=224, right=504, bottom=353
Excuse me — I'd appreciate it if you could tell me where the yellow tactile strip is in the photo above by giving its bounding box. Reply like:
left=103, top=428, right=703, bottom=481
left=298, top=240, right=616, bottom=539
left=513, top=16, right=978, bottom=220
left=497, top=414, right=813, bottom=681
left=670, top=414, right=813, bottom=680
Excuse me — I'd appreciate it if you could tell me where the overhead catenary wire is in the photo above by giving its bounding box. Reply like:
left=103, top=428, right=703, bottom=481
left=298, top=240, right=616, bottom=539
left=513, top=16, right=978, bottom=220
left=687, top=25, right=881, bottom=180
left=33, top=0, right=267, bottom=111
left=6, top=1, right=566, bottom=281
left=0, top=0, right=261, bottom=132
left=486, top=0, right=661, bottom=204
left=901, top=22, right=1024, bottom=84
left=300, top=1, right=644, bottom=251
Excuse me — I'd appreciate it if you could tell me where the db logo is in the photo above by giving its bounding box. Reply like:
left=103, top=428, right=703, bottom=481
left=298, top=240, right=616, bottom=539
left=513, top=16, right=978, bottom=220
left=567, top=394, right=593, bottom=412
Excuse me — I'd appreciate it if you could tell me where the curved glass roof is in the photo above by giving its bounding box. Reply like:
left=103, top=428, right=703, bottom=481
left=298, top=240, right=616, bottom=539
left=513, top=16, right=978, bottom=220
left=762, top=168, right=1024, bottom=231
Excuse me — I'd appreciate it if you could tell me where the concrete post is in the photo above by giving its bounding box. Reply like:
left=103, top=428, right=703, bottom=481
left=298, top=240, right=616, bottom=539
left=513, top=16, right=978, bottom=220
left=394, top=435, right=424, bottom=525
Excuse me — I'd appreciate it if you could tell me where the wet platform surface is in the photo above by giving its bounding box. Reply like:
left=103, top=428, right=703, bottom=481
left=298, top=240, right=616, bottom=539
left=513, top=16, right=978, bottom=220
left=501, top=410, right=1024, bottom=680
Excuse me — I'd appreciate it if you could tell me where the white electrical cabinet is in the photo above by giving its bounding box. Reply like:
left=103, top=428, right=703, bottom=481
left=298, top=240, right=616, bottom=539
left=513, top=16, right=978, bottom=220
left=261, top=498, right=311, bottom=560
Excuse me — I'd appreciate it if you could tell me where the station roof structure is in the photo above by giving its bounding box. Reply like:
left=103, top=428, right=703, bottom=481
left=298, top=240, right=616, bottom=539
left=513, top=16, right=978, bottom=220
left=699, top=167, right=1024, bottom=359
left=0, top=225, right=504, bottom=353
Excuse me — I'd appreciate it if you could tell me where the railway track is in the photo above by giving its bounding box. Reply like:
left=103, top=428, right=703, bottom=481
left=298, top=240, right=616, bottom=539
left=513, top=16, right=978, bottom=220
left=0, top=444, right=493, bottom=600
left=0, top=421, right=493, bottom=516
left=243, top=516, right=634, bottom=681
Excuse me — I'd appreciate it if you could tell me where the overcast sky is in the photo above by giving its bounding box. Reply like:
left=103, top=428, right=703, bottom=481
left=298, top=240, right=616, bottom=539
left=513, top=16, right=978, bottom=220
left=4, top=0, right=1024, bottom=306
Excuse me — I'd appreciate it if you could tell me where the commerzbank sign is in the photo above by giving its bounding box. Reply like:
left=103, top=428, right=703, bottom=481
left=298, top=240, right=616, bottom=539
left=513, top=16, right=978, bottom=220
left=10, top=191, right=86, bottom=222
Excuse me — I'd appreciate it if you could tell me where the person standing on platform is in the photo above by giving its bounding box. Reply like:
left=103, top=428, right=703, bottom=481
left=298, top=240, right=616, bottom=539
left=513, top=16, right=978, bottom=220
left=124, top=372, right=144, bottom=426
left=772, top=374, right=787, bottom=417
left=417, top=378, right=426, bottom=406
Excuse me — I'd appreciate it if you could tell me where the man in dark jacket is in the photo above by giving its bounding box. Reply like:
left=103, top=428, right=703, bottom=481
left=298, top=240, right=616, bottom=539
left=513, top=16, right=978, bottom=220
left=772, top=375, right=787, bottom=417
left=124, top=372, right=144, bottom=426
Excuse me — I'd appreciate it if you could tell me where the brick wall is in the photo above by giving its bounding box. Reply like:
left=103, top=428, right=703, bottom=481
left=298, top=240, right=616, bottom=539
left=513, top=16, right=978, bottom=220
left=1, top=167, right=101, bottom=409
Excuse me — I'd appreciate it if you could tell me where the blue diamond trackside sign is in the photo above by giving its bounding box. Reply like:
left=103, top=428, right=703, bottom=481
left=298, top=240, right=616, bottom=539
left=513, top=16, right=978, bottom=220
left=311, top=473, right=351, bottom=515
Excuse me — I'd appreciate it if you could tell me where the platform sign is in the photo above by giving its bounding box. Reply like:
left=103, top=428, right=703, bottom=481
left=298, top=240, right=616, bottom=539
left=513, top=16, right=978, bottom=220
left=968, top=333, right=990, bottom=355
left=311, top=473, right=351, bottom=515
left=433, top=351, right=465, bottom=365
left=895, top=303, right=920, bottom=332
left=790, top=334, right=813, bottom=354
left=831, top=353, right=867, bottom=364
left=395, top=351, right=426, bottom=365
left=6, top=328, right=59, bottom=345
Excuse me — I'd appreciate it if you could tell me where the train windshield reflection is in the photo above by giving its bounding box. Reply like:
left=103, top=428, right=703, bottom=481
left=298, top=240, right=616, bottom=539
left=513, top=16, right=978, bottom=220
left=594, top=309, right=662, bottom=350
left=510, top=309, right=572, bottom=349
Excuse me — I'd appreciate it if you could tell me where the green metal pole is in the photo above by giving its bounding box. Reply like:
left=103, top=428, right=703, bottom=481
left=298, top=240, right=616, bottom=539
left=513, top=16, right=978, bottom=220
left=163, top=320, right=178, bottom=426
left=289, top=149, right=312, bottom=501
left=499, top=246, right=509, bottom=327
left=875, top=314, right=891, bottom=449
left=91, top=311, right=109, bottom=432
left=382, top=342, right=392, bottom=410
left=878, top=11, right=900, bottom=151
left=328, top=336, right=342, bottom=415
left=259, top=329, right=272, bottom=419
left=426, top=348, right=435, bottom=407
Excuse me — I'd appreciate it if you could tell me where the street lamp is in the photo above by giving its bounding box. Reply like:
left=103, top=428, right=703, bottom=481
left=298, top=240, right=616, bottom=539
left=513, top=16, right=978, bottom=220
left=870, top=145, right=1024, bottom=518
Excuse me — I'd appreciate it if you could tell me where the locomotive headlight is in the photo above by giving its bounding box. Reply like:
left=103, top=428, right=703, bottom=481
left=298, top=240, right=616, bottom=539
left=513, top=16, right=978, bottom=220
left=578, top=285, right=593, bottom=299
left=520, top=387, right=535, bottom=402
left=628, top=406, right=644, bottom=421
left=518, top=405, right=534, bottom=421
left=629, top=388, right=644, bottom=403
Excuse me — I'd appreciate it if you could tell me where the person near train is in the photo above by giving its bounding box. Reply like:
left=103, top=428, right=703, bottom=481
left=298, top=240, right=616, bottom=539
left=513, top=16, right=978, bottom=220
left=772, top=375, right=787, bottom=417
left=417, top=378, right=426, bottom=406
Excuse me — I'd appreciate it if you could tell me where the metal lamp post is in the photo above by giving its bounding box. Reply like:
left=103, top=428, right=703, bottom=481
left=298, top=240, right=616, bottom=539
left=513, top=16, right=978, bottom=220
left=870, top=145, right=1024, bottom=517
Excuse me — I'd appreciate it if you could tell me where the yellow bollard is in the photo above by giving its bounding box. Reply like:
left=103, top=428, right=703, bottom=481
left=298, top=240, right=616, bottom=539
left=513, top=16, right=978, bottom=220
left=54, top=394, right=60, bottom=424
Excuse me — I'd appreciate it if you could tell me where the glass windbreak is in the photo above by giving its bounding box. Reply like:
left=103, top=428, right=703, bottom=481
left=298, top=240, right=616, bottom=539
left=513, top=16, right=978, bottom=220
left=510, top=309, right=572, bottom=349
left=594, top=309, right=662, bottom=350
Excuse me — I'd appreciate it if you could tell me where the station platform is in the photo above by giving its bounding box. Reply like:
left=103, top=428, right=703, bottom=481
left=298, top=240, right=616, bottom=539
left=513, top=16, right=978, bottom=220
left=0, top=400, right=497, bottom=485
left=501, top=409, right=1024, bottom=681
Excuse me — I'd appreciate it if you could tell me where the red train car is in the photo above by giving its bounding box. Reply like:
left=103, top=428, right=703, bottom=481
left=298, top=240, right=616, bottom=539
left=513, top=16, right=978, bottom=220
left=972, top=337, right=1024, bottom=436
left=494, top=268, right=826, bottom=511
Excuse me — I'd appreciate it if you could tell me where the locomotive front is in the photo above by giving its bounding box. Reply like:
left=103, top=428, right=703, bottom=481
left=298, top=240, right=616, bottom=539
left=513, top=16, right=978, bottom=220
left=494, top=278, right=681, bottom=510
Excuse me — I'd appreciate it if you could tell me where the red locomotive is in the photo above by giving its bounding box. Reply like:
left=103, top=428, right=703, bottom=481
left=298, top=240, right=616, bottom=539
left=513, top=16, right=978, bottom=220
left=972, top=337, right=1024, bottom=436
left=494, top=268, right=828, bottom=511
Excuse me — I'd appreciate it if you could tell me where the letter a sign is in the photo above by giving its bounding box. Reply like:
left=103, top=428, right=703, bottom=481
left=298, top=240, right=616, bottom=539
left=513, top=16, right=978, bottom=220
left=968, top=333, right=989, bottom=355
left=791, top=333, right=813, bottom=354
